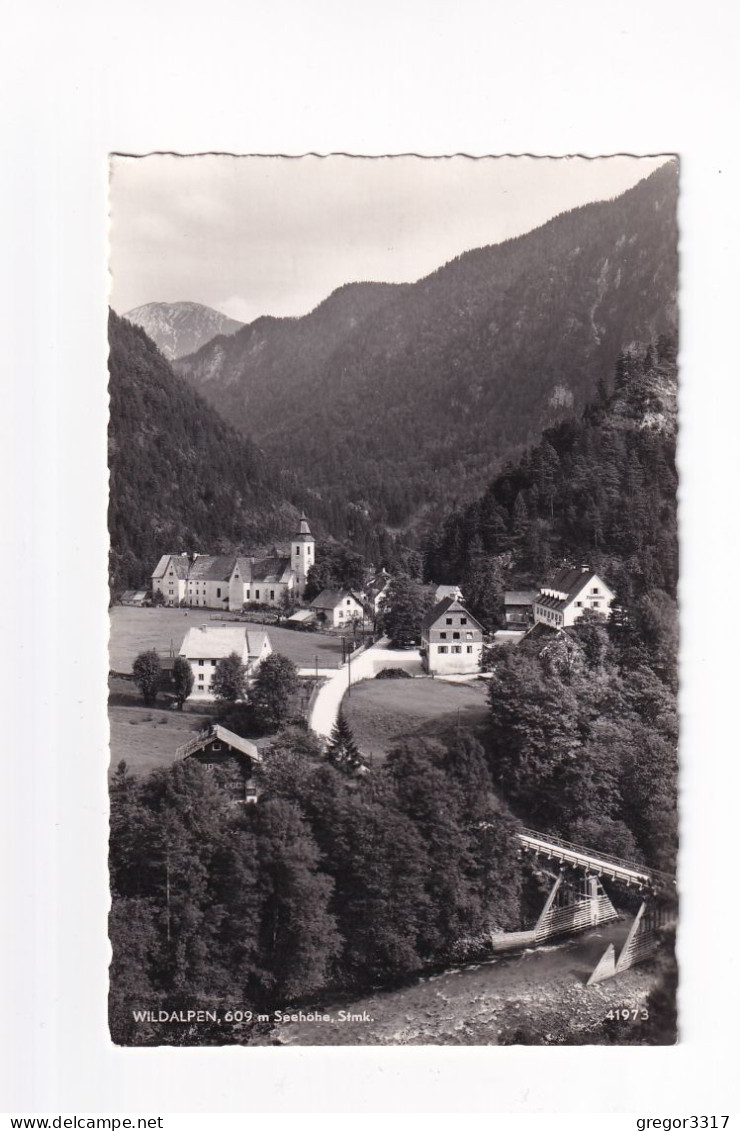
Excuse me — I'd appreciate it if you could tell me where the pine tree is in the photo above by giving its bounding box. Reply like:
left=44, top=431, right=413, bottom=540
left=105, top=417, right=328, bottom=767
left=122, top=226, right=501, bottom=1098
left=326, top=711, right=363, bottom=773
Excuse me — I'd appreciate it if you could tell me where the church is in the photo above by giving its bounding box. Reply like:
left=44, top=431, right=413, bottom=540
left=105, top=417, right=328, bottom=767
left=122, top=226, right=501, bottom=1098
left=151, top=514, right=315, bottom=612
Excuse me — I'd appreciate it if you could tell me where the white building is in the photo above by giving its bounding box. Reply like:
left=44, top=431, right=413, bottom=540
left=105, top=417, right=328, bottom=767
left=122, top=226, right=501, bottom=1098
left=151, top=553, right=190, bottom=605
left=310, top=589, right=365, bottom=629
left=421, top=596, right=484, bottom=675
left=151, top=515, right=315, bottom=610
left=532, top=566, right=615, bottom=629
left=179, top=624, right=272, bottom=701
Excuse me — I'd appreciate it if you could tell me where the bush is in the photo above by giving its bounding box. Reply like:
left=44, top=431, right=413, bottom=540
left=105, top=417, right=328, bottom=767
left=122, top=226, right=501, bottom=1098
left=375, top=667, right=413, bottom=679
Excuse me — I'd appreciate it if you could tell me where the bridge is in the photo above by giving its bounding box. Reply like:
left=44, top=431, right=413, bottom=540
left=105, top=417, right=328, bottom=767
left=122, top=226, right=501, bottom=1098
left=517, top=828, right=673, bottom=891
left=488, top=826, right=676, bottom=985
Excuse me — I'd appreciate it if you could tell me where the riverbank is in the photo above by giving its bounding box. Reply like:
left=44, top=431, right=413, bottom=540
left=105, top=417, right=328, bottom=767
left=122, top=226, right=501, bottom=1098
left=254, top=920, right=670, bottom=1046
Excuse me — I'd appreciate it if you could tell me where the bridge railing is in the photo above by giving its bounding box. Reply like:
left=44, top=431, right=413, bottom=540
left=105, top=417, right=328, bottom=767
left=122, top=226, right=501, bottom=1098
left=518, top=827, right=674, bottom=886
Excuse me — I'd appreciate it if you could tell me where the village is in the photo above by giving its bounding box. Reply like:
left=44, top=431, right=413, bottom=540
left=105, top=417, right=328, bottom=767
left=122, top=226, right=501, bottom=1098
left=110, top=511, right=616, bottom=792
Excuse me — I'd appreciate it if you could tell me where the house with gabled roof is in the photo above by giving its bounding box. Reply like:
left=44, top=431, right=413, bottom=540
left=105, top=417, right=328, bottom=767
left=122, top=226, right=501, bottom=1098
left=151, top=553, right=190, bottom=606
left=310, top=589, right=365, bottom=629
left=421, top=596, right=484, bottom=675
left=533, top=566, right=615, bottom=629
left=179, top=624, right=272, bottom=700
left=150, top=515, right=315, bottom=611
left=175, top=724, right=262, bottom=803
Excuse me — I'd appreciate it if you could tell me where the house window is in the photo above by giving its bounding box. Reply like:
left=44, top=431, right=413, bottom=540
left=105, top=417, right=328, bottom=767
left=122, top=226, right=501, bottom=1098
left=295, top=546, right=300, bottom=555
left=438, top=645, right=448, bottom=653
left=198, top=659, right=204, bottom=666
left=246, top=590, right=250, bottom=599
left=198, top=674, right=204, bottom=681
left=466, top=646, right=473, bottom=653
left=453, top=632, right=460, bottom=640
left=575, top=601, right=582, bottom=607
left=446, top=617, right=453, bottom=625
left=211, top=659, right=217, bottom=666
left=217, top=588, right=221, bottom=598
left=461, top=617, right=467, bottom=625
left=452, top=646, right=462, bottom=654
left=270, top=590, right=275, bottom=600
left=466, top=631, right=473, bottom=640
left=255, top=590, right=260, bottom=600
left=212, top=742, right=221, bottom=751
left=592, top=587, right=599, bottom=594
left=307, top=545, right=312, bottom=555
left=439, top=632, right=447, bottom=639
left=591, top=601, right=600, bottom=608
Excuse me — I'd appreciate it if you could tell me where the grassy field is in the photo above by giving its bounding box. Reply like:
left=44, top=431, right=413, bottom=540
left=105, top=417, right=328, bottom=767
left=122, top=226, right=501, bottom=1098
left=108, top=702, right=213, bottom=778
left=109, top=605, right=345, bottom=673
left=342, top=677, right=491, bottom=765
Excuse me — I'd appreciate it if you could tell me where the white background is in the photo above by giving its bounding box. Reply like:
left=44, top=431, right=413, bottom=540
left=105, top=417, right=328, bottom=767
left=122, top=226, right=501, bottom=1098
left=1, top=0, right=739, bottom=1116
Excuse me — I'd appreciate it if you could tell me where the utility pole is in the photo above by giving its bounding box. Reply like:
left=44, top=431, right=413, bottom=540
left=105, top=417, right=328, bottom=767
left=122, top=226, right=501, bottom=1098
left=347, top=650, right=352, bottom=697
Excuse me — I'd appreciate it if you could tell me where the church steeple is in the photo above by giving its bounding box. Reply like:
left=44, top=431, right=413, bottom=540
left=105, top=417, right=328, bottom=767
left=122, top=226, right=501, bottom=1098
left=292, top=513, right=315, bottom=595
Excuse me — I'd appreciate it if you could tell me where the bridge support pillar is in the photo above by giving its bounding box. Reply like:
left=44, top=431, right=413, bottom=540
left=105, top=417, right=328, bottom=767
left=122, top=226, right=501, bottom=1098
left=588, top=899, right=674, bottom=984
left=534, top=870, right=618, bottom=943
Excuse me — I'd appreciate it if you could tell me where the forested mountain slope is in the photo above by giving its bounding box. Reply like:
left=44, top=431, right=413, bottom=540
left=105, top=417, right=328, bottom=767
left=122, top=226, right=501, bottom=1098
left=425, top=335, right=678, bottom=610
left=175, top=162, right=678, bottom=546
left=108, top=311, right=296, bottom=592
left=124, top=301, right=244, bottom=360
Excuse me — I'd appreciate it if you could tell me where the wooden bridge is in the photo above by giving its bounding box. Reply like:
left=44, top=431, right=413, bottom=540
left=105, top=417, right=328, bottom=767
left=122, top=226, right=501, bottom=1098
left=517, top=828, right=673, bottom=891
left=488, top=826, right=676, bottom=984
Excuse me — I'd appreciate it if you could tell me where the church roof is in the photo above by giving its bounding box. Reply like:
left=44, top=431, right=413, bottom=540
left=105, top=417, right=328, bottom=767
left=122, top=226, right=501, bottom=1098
left=188, top=554, right=237, bottom=581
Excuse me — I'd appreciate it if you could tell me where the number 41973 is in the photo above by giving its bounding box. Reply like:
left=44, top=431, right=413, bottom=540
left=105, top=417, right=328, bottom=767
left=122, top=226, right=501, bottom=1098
left=605, top=1008, right=649, bottom=1021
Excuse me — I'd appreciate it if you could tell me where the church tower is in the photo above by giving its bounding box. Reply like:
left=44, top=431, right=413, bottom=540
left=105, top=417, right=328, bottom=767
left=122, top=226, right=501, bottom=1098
left=292, top=513, right=315, bottom=596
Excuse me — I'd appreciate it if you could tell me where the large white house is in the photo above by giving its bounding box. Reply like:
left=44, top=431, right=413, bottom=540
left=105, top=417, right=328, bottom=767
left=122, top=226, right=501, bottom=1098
left=179, top=624, right=272, bottom=700
left=310, top=589, right=365, bottom=629
left=532, top=566, right=615, bottom=629
left=152, top=515, right=315, bottom=610
left=421, top=596, right=484, bottom=675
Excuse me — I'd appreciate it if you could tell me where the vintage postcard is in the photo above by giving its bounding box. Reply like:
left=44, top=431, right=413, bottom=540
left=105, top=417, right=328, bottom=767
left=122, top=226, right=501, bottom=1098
left=107, top=153, right=678, bottom=1047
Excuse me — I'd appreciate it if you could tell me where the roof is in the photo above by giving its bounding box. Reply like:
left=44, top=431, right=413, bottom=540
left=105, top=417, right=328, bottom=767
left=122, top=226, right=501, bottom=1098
left=534, top=593, right=567, bottom=612
left=539, top=566, right=615, bottom=606
left=152, top=554, right=189, bottom=580
left=179, top=625, right=249, bottom=660
left=287, top=609, right=316, bottom=623
left=434, top=584, right=463, bottom=600
left=422, top=596, right=485, bottom=633
left=310, top=589, right=363, bottom=611
left=249, top=556, right=292, bottom=584
left=176, top=724, right=263, bottom=763
left=245, top=631, right=271, bottom=656
left=505, top=590, right=538, bottom=605
left=188, top=554, right=237, bottom=582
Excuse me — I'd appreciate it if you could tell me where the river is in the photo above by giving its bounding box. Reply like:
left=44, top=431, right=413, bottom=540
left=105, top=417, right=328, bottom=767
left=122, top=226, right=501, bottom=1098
left=257, top=918, right=663, bottom=1046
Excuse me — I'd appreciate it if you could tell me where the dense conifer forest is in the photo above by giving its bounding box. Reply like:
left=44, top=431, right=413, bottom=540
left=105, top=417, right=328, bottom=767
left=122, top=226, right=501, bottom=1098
left=108, top=311, right=297, bottom=594
left=109, top=729, right=522, bottom=1045
left=425, top=335, right=678, bottom=607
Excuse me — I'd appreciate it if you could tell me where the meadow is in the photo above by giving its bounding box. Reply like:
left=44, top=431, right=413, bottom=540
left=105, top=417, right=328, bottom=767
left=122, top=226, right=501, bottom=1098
left=342, top=677, right=491, bottom=765
left=109, top=604, right=345, bottom=673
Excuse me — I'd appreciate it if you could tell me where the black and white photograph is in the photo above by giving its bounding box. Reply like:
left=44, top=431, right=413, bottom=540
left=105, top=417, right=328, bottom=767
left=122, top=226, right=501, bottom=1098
left=106, top=153, right=679, bottom=1048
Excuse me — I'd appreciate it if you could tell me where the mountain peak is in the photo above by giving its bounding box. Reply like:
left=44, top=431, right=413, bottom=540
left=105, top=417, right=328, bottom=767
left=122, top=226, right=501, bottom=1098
left=123, top=301, right=244, bottom=360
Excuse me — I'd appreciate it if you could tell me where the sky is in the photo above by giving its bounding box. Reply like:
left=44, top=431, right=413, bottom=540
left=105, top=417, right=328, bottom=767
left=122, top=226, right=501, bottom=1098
left=109, top=154, right=671, bottom=324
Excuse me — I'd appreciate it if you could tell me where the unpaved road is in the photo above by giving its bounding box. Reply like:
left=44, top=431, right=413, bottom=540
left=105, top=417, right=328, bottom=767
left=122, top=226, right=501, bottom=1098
left=259, top=920, right=663, bottom=1046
